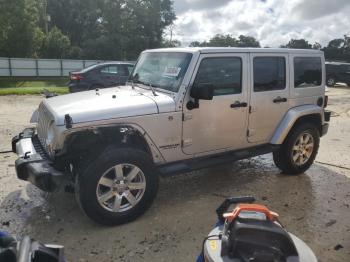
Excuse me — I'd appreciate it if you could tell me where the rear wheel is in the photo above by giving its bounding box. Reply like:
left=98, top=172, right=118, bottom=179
left=77, top=147, right=159, bottom=225
left=326, top=77, right=336, bottom=87
left=273, top=123, right=320, bottom=175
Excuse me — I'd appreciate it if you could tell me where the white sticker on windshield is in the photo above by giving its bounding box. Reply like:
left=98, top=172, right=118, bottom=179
left=163, top=67, right=181, bottom=77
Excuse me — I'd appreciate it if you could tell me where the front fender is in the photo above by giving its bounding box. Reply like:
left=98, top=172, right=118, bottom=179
left=58, top=123, right=165, bottom=164
left=270, top=105, right=324, bottom=145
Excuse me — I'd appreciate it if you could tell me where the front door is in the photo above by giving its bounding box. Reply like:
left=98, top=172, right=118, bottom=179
left=248, top=53, right=290, bottom=143
left=182, top=54, right=249, bottom=155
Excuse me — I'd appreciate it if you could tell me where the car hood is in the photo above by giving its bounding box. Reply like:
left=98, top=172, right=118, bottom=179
left=43, top=86, right=176, bottom=126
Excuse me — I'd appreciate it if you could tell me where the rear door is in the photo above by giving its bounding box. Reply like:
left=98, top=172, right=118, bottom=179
left=248, top=53, right=290, bottom=143
left=100, top=65, right=120, bottom=86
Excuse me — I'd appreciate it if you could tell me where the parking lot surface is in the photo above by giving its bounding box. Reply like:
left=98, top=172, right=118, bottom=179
left=0, top=87, right=349, bottom=262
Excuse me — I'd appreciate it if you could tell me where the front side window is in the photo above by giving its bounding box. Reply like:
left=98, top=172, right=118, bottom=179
left=193, top=57, right=242, bottom=96
left=127, top=65, right=134, bottom=74
left=130, top=52, right=192, bottom=92
left=294, top=57, right=322, bottom=88
left=118, top=65, right=130, bottom=76
left=254, top=57, right=286, bottom=92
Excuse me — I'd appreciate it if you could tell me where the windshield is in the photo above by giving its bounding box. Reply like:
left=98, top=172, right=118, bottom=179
left=129, top=52, right=193, bottom=92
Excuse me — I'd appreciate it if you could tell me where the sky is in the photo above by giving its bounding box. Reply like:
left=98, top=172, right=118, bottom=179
left=171, top=0, right=350, bottom=47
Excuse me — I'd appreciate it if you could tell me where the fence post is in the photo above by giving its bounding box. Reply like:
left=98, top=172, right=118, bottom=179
left=35, top=59, right=39, bottom=76
left=8, top=58, right=12, bottom=76
left=60, top=59, right=63, bottom=76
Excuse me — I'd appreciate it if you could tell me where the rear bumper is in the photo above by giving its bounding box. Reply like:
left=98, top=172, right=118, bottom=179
left=12, top=128, right=65, bottom=192
left=321, top=110, right=331, bottom=137
left=321, top=123, right=329, bottom=136
left=68, top=82, right=88, bottom=93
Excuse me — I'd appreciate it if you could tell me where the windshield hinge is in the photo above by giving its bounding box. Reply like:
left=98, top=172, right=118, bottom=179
left=182, top=112, right=193, bottom=121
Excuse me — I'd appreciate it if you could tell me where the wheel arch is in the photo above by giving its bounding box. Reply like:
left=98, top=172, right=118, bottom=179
left=270, top=105, right=323, bottom=145
left=89, top=83, right=105, bottom=89
left=56, top=124, right=165, bottom=168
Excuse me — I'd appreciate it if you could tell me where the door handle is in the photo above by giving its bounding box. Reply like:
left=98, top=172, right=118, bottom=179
left=273, top=97, right=287, bottom=103
left=230, top=101, right=248, bottom=108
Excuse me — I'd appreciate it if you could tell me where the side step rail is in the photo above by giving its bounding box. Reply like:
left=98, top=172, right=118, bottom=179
left=158, top=144, right=278, bottom=176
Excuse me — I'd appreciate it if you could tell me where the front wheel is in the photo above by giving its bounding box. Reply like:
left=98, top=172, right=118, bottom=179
left=77, top=148, right=159, bottom=225
left=273, top=123, right=320, bottom=175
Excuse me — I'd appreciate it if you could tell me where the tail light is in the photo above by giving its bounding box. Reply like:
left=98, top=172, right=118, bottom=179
left=324, top=95, right=328, bottom=108
left=70, top=74, right=83, bottom=81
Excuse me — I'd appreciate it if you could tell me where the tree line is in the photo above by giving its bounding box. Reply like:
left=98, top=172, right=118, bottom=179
left=1, top=0, right=349, bottom=62
left=190, top=34, right=350, bottom=62
left=0, top=0, right=175, bottom=60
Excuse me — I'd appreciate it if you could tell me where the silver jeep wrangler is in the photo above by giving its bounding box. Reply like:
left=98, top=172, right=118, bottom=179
left=12, top=48, right=330, bottom=225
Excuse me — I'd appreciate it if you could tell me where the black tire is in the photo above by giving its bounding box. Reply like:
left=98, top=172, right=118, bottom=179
left=77, top=147, right=159, bottom=225
left=326, top=77, right=336, bottom=87
left=89, top=84, right=104, bottom=90
left=273, top=123, right=320, bottom=175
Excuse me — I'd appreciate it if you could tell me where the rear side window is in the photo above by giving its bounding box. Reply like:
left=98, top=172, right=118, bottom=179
left=194, top=57, right=242, bottom=96
left=253, top=57, right=286, bottom=92
left=294, top=57, right=322, bottom=88
left=100, top=66, right=118, bottom=74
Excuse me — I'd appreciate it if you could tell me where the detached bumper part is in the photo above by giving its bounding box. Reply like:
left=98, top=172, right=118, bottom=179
left=13, top=128, right=65, bottom=192
left=15, top=155, right=64, bottom=192
left=11, top=127, right=35, bottom=154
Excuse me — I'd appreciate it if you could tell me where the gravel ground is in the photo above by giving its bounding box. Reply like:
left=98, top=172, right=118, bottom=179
left=0, top=87, right=349, bottom=262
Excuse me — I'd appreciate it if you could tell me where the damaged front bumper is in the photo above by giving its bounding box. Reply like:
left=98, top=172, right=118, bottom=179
left=12, top=128, right=65, bottom=192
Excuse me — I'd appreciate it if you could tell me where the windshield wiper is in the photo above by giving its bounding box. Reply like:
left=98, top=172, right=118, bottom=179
left=132, top=79, right=158, bottom=96
left=148, top=83, right=158, bottom=96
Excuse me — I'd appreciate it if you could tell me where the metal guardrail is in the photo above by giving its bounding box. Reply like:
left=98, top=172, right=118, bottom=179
left=0, top=57, right=132, bottom=77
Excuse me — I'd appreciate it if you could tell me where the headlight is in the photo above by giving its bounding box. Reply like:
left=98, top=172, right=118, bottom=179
left=30, top=109, right=39, bottom=123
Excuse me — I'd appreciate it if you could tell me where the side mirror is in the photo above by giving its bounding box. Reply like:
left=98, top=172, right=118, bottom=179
left=190, top=83, right=214, bottom=100
left=187, top=83, right=214, bottom=110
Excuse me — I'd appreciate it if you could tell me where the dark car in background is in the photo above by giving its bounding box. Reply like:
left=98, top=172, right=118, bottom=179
left=68, top=62, right=134, bottom=92
left=326, top=62, right=350, bottom=87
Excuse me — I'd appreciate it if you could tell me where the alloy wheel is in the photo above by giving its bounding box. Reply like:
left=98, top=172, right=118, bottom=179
left=327, top=78, right=335, bottom=86
left=291, top=132, right=314, bottom=166
left=96, top=163, right=146, bottom=212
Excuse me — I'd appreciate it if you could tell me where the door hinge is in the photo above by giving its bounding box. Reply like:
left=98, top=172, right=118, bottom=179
left=248, top=106, right=252, bottom=114
left=246, top=129, right=250, bottom=137
left=182, top=138, right=193, bottom=147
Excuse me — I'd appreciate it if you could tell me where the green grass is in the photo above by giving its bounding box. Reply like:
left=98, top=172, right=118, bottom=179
left=0, top=86, right=69, bottom=95
left=0, top=78, right=69, bottom=95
